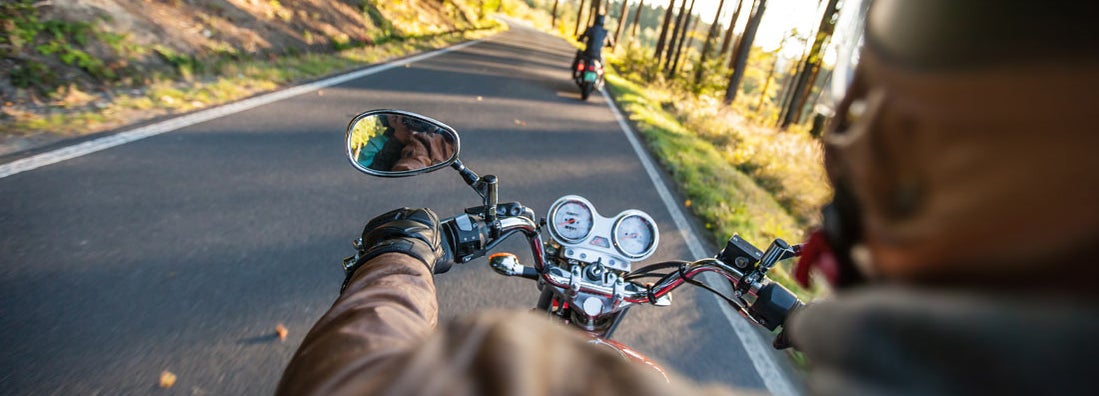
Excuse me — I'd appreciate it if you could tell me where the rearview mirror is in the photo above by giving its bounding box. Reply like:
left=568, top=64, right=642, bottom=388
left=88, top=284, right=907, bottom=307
left=345, top=110, right=460, bottom=177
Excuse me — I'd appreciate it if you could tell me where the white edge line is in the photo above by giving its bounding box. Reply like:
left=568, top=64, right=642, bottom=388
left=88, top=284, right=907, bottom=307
left=0, top=39, right=487, bottom=180
left=600, top=88, right=798, bottom=396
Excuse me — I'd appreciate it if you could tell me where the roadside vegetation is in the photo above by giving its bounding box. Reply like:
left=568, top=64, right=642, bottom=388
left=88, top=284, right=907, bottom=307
left=522, top=0, right=835, bottom=298
left=0, top=0, right=509, bottom=147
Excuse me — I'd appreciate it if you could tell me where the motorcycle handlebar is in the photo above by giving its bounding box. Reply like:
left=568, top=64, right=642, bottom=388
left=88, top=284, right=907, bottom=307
left=441, top=211, right=803, bottom=330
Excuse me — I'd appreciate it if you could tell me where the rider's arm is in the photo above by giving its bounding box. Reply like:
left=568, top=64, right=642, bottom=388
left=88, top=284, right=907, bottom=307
left=276, top=252, right=438, bottom=396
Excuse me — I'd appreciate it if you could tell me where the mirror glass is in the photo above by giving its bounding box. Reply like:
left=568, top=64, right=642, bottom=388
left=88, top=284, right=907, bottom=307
left=346, top=111, right=459, bottom=176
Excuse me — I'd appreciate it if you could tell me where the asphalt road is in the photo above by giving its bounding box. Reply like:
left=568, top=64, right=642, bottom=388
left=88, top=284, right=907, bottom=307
left=0, top=22, right=801, bottom=395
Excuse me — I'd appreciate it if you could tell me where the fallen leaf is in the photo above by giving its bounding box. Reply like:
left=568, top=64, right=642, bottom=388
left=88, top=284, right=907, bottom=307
left=684, top=200, right=692, bottom=207
left=159, top=370, right=177, bottom=388
left=476, top=96, right=483, bottom=101
left=275, top=324, right=288, bottom=341
left=317, top=90, right=324, bottom=96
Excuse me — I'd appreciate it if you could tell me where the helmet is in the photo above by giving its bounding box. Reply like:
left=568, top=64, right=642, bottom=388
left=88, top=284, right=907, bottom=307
left=594, top=14, right=605, bottom=26
left=822, top=0, right=1099, bottom=286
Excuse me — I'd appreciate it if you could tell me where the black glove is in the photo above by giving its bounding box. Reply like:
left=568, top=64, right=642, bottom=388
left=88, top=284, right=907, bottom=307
left=342, top=208, right=452, bottom=293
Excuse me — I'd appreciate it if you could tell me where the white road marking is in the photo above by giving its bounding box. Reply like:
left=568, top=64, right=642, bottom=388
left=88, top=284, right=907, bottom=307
left=0, top=39, right=486, bottom=180
left=601, top=89, right=798, bottom=396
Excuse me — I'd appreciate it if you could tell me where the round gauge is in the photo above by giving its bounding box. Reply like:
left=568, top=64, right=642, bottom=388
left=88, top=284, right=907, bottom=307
left=551, top=199, right=594, bottom=242
left=613, top=214, right=657, bottom=259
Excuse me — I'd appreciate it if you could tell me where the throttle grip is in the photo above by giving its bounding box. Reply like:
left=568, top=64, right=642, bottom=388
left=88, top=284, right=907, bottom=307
left=747, top=282, right=803, bottom=331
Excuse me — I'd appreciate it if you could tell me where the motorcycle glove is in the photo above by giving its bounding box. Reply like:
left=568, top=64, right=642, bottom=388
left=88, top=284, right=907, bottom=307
left=343, top=207, right=452, bottom=293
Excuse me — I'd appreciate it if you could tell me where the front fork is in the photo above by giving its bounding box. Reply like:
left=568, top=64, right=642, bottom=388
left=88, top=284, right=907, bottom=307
left=536, top=287, right=631, bottom=339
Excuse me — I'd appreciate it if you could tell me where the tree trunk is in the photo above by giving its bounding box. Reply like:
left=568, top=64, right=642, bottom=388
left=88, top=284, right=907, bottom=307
left=673, top=13, right=699, bottom=74
left=575, top=0, right=589, bottom=36
left=612, top=0, right=630, bottom=48
left=723, top=0, right=766, bottom=104
left=551, top=0, right=561, bottom=28
left=726, top=0, right=757, bottom=69
left=629, top=0, right=645, bottom=43
left=669, top=0, right=696, bottom=76
left=693, top=0, right=727, bottom=84
left=653, top=0, right=677, bottom=60
left=719, top=0, right=746, bottom=58
left=780, top=0, right=840, bottom=128
left=663, top=0, right=689, bottom=69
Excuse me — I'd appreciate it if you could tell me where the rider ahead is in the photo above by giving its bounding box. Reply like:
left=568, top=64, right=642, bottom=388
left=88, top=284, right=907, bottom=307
left=573, top=14, right=614, bottom=79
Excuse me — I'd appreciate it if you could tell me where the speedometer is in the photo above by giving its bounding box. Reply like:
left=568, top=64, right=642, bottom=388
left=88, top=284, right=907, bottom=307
left=550, top=198, right=594, bottom=242
left=613, top=213, right=657, bottom=259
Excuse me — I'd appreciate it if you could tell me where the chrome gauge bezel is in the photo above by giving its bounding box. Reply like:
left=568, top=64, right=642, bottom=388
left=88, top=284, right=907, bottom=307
left=547, top=196, right=595, bottom=243
left=611, top=211, right=659, bottom=260
left=546, top=195, right=660, bottom=269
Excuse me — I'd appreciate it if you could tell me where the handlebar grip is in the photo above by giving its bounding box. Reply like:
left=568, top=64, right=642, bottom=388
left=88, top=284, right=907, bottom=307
left=747, top=282, right=803, bottom=331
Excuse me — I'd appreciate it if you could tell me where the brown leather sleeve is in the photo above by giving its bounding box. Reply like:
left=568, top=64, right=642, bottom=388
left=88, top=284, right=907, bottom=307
left=276, top=253, right=438, bottom=396
left=277, top=253, right=744, bottom=396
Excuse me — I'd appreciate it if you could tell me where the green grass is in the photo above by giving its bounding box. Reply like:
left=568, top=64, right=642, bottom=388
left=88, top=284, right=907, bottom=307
left=1, top=24, right=503, bottom=136
left=604, top=71, right=813, bottom=299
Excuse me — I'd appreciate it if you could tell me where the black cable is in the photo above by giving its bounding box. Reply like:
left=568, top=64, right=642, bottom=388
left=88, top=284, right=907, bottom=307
left=623, top=273, right=672, bottom=281
left=482, top=229, right=522, bottom=252
left=625, top=260, right=690, bottom=279
left=676, top=264, right=744, bottom=309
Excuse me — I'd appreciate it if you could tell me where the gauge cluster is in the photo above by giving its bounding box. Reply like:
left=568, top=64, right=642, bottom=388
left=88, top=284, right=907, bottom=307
left=547, top=195, right=659, bottom=272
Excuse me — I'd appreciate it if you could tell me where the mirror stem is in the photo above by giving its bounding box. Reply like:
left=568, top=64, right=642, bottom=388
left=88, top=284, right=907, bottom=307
left=452, top=160, right=480, bottom=187
left=452, top=160, right=499, bottom=226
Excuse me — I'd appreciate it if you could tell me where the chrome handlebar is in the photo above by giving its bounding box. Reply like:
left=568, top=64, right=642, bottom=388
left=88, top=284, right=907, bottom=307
left=452, top=210, right=803, bottom=332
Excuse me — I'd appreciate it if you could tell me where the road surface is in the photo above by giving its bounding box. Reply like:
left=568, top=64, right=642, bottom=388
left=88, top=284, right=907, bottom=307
left=0, top=21, right=802, bottom=395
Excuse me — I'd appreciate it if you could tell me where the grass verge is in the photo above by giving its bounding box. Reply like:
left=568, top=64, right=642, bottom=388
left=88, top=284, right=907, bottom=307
left=1, top=24, right=503, bottom=138
left=603, top=70, right=813, bottom=299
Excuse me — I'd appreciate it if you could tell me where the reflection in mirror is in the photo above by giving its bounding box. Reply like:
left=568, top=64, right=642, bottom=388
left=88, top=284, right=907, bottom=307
left=348, top=112, right=457, bottom=174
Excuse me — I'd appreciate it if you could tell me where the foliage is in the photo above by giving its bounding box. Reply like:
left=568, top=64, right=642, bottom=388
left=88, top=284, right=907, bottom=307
left=604, top=71, right=814, bottom=298
left=2, top=15, right=502, bottom=136
left=609, top=44, right=830, bottom=225
left=1, top=1, right=118, bottom=93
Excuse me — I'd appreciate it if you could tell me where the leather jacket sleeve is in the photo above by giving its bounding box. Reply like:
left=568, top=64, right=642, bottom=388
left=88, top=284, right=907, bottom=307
left=276, top=253, right=438, bottom=396
left=276, top=253, right=744, bottom=396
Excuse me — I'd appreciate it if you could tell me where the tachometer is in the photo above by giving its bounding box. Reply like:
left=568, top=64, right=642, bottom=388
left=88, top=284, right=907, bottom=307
left=550, top=198, right=594, bottom=242
left=613, top=213, right=657, bottom=259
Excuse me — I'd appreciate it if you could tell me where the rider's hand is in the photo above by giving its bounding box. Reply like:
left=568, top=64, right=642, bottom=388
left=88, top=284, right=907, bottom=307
left=343, top=208, right=452, bottom=292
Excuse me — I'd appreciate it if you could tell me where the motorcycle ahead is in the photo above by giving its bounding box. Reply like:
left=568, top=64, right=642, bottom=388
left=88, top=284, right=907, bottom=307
left=573, top=53, right=605, bottom=101
left=344, top=109, right=803, bottom=377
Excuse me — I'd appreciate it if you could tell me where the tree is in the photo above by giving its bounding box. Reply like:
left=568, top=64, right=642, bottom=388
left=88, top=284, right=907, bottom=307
left=612, top=0, right=630, bottom=48
left=629, top=0, right=645, bottom=42
left=723, top=0, right=767, bottom=104
left=669, top=0, right=697, bottom=76
left=663, top=0, right=689, bottom=69
left=779, top=0, right=840, bottom=128
left=551, top=0, right=561, bottom=28
left=673, top=13, right=699, bottom=74
left=653, top=0, right=677, bottom=60
left=693, top=0, right=728, bottom=84
left=575, top=0, right=589, bottom=36
left=719, top=0, right=747, bottom=58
